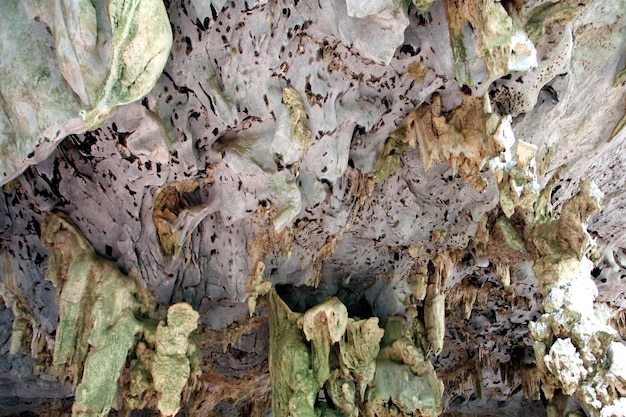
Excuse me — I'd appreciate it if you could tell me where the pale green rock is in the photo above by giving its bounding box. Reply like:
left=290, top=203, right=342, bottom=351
left=272, top=87, right=311, bottom=168
left=41, top=214, right=200, bottom=417
left=492, top=137, right=541, bottom=218
left=80, top=0, right=173, bottom=130
left=339, top=318, right=384, bottom=399
left=0, top=0, right=81, bottom=185
left=369, top=126, right=409, bottom=183
left=269, top=292, right=444, bottom=416
left=53, top=0, right=110, bottom=107
left=317, top=402, right=348, bottom=417
left=412, top=0, right=436, bottom=11
left=152, top=303, right=200, bottom=417
left=270, top=170, right=302, bottom=232
left=496, top=216, right=527, bottom=254
left=424, top=284, right=445, bottom=355
left=42, top=214, right=151, bottom=417
left=267, top=88, right=311, bottom=230
left=268, top=289, right=319, bottom=417
left=73, top=312, right=142, bottom=417
left=614, top=65, right=626, bottom=87
left=126, top=341, right=155, bottom=411
left=369, top=359, right=442, bottom=416
left=301, top=297, right=348, bottom=386
left=381, top=315, right=412, bottom=348
left=247, top=261, right=271, bottom=316
left=445, top=0, right=537, bottom=86
left=524, top=0, right=590, bottom=43
left=325, top=371, right=357, bottom=416
left=374, top=316, right=443, bottom=416
left=379, top=316, right=429, bottom=376
left=0, top=0, right=172, bottom=185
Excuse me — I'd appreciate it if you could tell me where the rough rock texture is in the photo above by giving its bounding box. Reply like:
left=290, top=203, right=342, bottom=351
left=1, top=0, right=626, bottom=416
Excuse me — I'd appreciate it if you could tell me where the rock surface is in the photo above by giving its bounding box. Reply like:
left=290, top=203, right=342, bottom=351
left=1, top=0, right=626, bottom=416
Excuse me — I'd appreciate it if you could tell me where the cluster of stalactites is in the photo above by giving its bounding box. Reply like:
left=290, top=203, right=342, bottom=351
left=268, top=289, right=444, bottom=416
left=41, top=213, right=201, bottom=417
left=525, top=182, right=626, bottom=416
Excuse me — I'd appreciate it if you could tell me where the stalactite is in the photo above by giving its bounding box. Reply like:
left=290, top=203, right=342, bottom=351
left=528, top=182, right=625, bottom=415
left=41, top=213, right=201, bottom=417
left=268, top=289, right=444, bottom=416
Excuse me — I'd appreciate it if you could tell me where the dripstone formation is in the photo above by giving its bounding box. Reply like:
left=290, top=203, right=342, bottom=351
left=1, top=0, right=625, bottom=416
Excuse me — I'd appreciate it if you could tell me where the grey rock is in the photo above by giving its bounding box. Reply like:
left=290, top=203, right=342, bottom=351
left=1, top=0, right=626, bottom=415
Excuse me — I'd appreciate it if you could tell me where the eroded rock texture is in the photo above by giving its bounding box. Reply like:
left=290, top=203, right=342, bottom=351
left=1, top=0, right=626, bottom=416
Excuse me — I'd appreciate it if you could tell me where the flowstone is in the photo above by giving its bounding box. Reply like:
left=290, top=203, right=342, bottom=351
left=42, top=214, right=151, bottom=416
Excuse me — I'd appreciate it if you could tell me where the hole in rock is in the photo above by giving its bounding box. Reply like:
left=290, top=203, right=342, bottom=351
left=275, top=283, right=373, bottom=319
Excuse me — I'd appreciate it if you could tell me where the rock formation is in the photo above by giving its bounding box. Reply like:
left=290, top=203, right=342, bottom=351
left=1, top=0, right=626, bottom=416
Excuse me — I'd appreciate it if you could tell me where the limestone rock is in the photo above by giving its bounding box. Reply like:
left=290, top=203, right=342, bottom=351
left=1, top=0, right=626, bottom=415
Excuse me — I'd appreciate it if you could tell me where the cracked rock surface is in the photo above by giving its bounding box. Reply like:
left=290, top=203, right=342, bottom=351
left=1, top=0, right=626, bottom=416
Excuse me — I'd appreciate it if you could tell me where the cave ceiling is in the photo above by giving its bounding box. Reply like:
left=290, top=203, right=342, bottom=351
left=1, top=0, right=626, bottom=416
